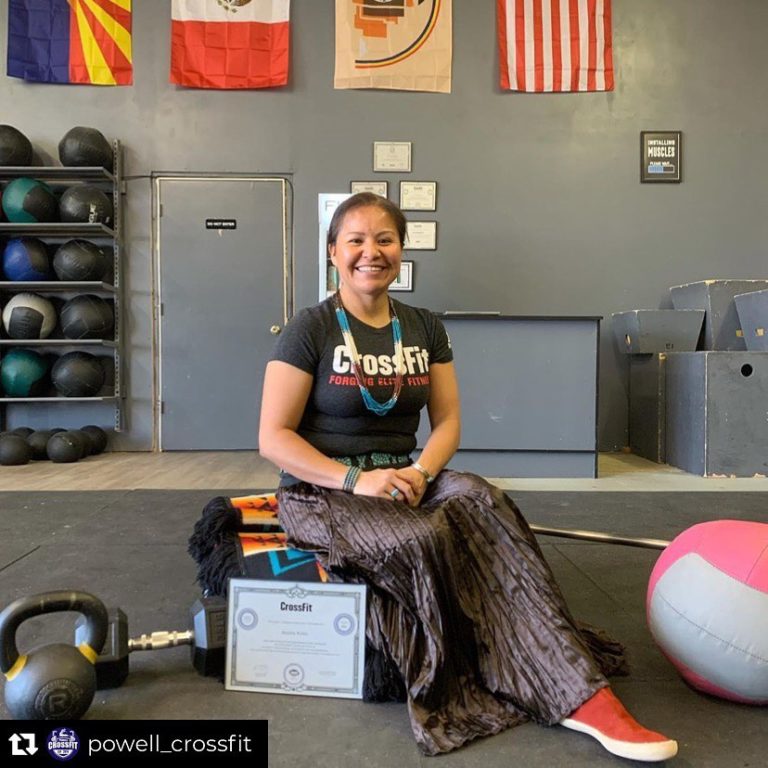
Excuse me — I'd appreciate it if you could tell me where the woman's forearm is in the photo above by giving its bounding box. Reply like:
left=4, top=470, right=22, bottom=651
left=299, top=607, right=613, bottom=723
left=260, top=428, right=350, bottom=488
left=414, top=417, right=461, bottom=479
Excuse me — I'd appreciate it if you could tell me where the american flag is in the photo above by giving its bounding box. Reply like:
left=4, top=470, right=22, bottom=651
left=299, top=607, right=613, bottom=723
left=498, top=0, right=613, bottom=92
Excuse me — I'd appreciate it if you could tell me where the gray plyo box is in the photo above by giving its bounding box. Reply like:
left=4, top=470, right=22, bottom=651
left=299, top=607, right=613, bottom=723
left=629, top=353, right=666, bottom=463
left=670, top=279, right=768, bottom=350
left=612, top=310, right=704, bottom=354
left=666, top=352, right=768, bottom=476
left=734, top=289, right=768, bottom=351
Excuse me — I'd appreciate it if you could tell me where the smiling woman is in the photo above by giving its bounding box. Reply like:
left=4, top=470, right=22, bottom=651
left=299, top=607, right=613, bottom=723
left=256, top=193, right=678, bottom=761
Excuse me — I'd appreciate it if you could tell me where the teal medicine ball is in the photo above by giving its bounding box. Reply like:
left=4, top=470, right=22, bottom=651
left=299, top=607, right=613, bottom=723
left=2, top=177, right=58, bottom=223
left=0, top=348, right=50, bottom=397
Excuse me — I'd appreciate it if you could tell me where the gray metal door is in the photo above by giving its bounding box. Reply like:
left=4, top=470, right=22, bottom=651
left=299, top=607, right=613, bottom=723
left=156, top=176, right=290, bottom=450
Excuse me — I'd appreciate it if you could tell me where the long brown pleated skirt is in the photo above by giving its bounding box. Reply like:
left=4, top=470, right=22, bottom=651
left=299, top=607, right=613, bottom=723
left=277, top=470, right=626, bottom=755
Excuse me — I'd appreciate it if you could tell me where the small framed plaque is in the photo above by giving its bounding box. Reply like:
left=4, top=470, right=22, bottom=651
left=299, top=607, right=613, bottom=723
left=641, top=131, right=682, bottom=183
left=390, top=261, right=413, bottom=292
left=406, top=221, right=437, bottom=250
left=400, top=181, right=437, bottom=211
left=373, top=141, right=412, bottom=172
left=350, top=180, right=388, bottom=197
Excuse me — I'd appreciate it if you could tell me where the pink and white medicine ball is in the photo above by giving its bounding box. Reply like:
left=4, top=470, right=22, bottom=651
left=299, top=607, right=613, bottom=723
left=647, top=519, right=768, bottom=704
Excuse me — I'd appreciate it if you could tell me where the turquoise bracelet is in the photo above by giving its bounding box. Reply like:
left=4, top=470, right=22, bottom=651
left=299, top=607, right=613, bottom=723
left=342, top=465, right=362, bottom=493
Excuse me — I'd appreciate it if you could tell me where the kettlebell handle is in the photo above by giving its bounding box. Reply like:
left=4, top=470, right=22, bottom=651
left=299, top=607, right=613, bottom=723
left=0, top=591, right=108, bottom=675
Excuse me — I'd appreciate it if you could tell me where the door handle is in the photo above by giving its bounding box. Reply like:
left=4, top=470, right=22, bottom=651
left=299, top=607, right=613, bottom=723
left=270, top=325, right=281, bottom=335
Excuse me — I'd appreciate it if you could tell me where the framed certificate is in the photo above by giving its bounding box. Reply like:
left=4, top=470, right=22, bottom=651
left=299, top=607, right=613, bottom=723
left=350, top=180, right=388, bottom=197
left=406, top=221, right=437, bottom=250
left=373, top=141, right=412, bottom=172
left=226, top=579, right=367, bottom=699
left=400, top=181, right=437, bottom=211
left=390, top=261, right=413, bottom=292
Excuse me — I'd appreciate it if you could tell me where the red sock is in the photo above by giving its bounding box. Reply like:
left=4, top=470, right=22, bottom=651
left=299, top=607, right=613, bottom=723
left=561, top=687, right=678, bottom=762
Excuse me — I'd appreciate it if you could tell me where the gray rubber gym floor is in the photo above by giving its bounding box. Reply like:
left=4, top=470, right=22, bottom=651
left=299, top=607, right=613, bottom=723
left=1, top=490, right=766, bottom=767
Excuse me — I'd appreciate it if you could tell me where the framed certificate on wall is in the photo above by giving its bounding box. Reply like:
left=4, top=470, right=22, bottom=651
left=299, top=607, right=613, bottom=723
left=373, top=141, right=412, bottom=172
left=405, top=221, right=437, bottom=250
left=350, top=180, right=388, bottom=196
left=390, top=261, right=413, bottom=292
left=400, top=181, right=437, bottom=211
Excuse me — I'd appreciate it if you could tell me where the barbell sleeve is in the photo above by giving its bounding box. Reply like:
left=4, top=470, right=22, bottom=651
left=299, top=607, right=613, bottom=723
left=128, top=630, right=194, bottom=652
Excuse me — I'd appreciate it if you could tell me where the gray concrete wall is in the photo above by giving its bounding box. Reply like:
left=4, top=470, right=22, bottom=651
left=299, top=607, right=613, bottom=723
left=1, top=0, right=766, bottom=451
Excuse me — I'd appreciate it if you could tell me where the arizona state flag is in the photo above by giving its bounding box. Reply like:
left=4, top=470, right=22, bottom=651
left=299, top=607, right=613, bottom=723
left=170, top=0, right=290, bottom=89
left=335, top=0, right=452, bottom=93
left=7, top=0, right=133, bottom=85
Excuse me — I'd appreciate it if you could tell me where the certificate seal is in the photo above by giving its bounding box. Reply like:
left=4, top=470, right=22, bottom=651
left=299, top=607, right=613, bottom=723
left=237, top=608, right=259, bottom=630
left=283, top=663, right=305, bottom=688
left=333, top=613, right=356, bottom=636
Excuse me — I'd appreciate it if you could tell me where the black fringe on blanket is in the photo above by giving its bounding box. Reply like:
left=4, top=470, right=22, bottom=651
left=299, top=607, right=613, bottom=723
left=187, top=496, right=237, bottom=564
left=194, top=534, right=240, bottom=598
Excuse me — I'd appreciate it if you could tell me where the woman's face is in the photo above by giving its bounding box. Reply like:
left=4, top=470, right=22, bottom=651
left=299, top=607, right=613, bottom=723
left=329, top=205, right=403, bottom=299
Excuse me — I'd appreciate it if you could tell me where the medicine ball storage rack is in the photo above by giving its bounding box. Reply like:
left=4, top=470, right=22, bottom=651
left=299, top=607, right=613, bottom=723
left=0, top=141, right=125, bottom=432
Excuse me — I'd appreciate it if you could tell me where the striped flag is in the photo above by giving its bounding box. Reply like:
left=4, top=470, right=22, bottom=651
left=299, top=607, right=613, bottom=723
left=497, top=0, right=613, bottom=93
left=7, top=0, right=132, bottom=86
left=170, top=0, right=290, bottom=89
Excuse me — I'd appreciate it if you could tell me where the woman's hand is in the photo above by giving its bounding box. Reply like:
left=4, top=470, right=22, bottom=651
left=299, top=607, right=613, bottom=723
left=394, top=465, right=428, bottom=507
left=353, top=468, right=421, bottom=505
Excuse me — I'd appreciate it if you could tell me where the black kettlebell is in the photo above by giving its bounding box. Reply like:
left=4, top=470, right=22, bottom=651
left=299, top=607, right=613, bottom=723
left=0, top=591, right=108, bottom=720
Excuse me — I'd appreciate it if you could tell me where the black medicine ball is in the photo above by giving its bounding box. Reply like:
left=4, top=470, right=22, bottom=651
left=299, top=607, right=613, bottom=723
left=58, top=127, right=113, bottom=172
left=51, top=351, right=105, bottom=397
left=0, top=434, right=32, bottom=466
left=60, top=295, right=114, bottom=339
left=59, top=186, right=113, bottom=227
left=81, top=424, right=108, bottom=454
left=0, top=125, right=33, bottom=166
left=27, top=430, right=54, bottom=460
left=47, top=431, right=82, bottom=463
left=53, top=239, right=106, bottom=282
left=68, top=429, right=92, bottom=458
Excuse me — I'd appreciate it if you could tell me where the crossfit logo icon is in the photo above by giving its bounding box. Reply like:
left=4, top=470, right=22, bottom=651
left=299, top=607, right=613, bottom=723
left=9, top=733, right=37, bottom=756
left=46, top=728, right=79, bottom=761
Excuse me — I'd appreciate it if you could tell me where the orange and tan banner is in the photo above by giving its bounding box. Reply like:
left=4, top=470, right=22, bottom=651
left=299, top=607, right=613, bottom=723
left=334, top=0, right=452, bottom=93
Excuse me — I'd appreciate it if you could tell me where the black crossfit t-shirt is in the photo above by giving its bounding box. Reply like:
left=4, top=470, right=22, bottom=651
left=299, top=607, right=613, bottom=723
left=270, top=296, right=453, bottom=458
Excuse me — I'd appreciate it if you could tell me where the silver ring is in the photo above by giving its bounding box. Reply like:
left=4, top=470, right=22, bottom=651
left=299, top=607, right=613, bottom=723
left=390, top=489, right=400, bottom=499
